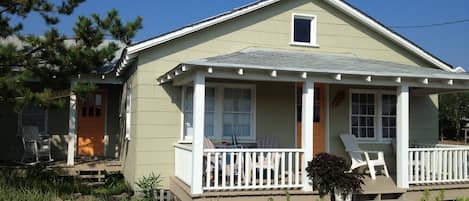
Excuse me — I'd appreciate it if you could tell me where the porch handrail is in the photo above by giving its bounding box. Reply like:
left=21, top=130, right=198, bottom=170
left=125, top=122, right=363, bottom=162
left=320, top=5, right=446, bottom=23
left=203, top=148, right=304, bottom=191
left=408, top=146, right=469, bottom=185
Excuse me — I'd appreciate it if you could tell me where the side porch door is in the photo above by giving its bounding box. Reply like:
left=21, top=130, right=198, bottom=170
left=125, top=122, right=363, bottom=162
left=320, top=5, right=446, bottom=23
left=77, top=92, right=106, bottom=156
left=296, top=83, right=326, bottom=156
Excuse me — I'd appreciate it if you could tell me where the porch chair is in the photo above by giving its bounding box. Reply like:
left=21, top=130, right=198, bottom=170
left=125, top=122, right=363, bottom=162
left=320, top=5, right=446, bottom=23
left=21, top=126, right=52, bottom=163
left=256, top=136, right=278, bottom=148
left=339, top=134, right=389, bottom=180
left=203, top=136, right=241, bottom=184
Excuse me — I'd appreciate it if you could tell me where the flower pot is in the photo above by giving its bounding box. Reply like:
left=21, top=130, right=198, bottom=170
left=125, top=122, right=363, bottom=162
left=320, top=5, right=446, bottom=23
left=334, top=188, right=352, bottom=201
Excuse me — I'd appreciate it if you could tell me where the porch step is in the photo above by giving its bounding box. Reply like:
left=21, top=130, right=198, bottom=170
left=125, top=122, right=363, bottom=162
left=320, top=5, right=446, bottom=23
left=355, top=192, right=404, bottom=201
left=77, top=169, right=106, bottom=185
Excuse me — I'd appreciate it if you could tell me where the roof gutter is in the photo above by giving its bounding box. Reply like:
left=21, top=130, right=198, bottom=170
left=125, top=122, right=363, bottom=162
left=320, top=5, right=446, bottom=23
left=323, top=0, right=453, bottom=72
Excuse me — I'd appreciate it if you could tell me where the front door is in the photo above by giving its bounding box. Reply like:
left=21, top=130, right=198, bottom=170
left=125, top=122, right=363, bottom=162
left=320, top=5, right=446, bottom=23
left=77, top=92, right=106, bottom=156
left=296, top=83, right=326, bottom=156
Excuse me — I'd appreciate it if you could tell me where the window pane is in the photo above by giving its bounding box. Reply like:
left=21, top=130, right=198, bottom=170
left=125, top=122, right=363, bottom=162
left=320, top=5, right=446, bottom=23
left=351, top=117, right=358, bottom=126
left=293, top=18, right=311, bottom=43
left=205, top=112, right=214, bottom=136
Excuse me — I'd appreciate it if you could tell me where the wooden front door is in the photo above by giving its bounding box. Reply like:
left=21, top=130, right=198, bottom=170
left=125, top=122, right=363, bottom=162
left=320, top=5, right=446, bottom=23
left=296, top=83, right=326, bottom=156
left=77, top=92, right=106, bottom=156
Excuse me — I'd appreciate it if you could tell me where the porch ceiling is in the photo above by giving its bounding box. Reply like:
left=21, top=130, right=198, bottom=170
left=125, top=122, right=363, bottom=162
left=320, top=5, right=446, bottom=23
left=158, top=48, right=469, bottom=90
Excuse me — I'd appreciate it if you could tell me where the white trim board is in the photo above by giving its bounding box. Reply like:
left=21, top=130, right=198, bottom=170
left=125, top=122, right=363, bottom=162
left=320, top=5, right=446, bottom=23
left=117, top=0, right=453, bottom=75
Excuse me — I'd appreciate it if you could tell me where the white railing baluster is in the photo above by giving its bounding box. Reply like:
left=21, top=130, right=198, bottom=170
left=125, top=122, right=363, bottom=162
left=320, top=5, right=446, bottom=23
left=420, top=151, right=425, bottom=181
left=259, top=152, right=264, bottom=187
left=441, top=150, right=448, bottom=180
left=457, top=150, right=463, bottom=180
left=274, top=152, right=279, bottom=186
left=288, top=152, right=293, bottom=186
left=449, top=151, right=453, bottom=180
left=415, top=151, right=420, bottom=182
left=267, top=152, right=272, bottom=186
left=295, top=152, right=300, bottom=185
left=245, top=152, right=249, bottom=187
left=215, top=152, right=219, bottom=188
left=463, top=150, right=469, bottom=179
left=409, top=150, right=414, bottom=183
left=436, top=150, right=443, bottom=181
left=252, top=152, right=257, bottom=186
left=281, top=152, right=286, bottom=185
left=426, top=151, right=430, bottom=181
left=432, top=150, right=436, bottom=182
left=222, top=152, right=226, bottom=188
left=230, top=152, right=234, bottom=187
left=238, top=152, right=242, bottom=188
left=206, top=152, right=211, bottom=188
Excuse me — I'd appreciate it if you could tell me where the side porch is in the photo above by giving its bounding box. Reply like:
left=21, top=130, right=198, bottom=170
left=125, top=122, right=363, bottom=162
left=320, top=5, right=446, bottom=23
left=0, top=75, right=125, bottom=167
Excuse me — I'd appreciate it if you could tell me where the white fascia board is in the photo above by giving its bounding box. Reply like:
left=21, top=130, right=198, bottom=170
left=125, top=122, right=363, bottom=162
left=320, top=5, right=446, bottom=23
left=323, top=0, right=453, bottom=72
left=126, top=0, right=280, bottom=55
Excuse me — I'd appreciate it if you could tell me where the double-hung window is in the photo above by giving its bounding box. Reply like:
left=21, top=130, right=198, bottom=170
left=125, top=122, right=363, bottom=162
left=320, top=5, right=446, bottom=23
left=350, top=90, right=396, bottom=142
left=182, top=84, right=255, bottom=141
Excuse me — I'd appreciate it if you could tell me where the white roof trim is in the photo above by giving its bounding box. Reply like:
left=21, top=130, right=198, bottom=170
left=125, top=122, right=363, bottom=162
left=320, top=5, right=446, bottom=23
left=117, top=0, right=454, bottom=75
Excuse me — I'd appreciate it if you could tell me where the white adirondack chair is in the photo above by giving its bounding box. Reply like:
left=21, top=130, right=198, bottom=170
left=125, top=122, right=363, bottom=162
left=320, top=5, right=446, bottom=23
left=340, top=134, right=389, bottom=180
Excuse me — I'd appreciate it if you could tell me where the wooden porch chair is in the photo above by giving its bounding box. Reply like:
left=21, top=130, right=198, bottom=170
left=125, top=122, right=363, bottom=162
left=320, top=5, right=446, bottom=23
left=340, top=134, right=389, bottom=180
left=21, top=126, right=52, bottom=163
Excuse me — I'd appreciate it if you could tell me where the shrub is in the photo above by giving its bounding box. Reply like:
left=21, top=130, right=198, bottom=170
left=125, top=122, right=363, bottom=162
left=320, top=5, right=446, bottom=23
left=305, top=152, right=364, bottom=199
left=136, top=172, right=162, bottom=200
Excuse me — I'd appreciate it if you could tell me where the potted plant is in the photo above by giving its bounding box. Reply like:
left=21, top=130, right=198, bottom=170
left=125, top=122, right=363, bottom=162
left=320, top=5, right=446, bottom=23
left=306, top=152, right=364, bottom=201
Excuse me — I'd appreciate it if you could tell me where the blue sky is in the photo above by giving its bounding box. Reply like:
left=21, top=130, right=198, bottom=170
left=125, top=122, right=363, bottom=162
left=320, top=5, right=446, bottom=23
left=17, top=0, right=469, bottom=69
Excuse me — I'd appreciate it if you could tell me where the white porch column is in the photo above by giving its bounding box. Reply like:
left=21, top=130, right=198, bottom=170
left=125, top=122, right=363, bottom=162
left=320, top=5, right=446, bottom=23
left=191, top=71, right=205, bottom=195
left=396, top=84, right=409, bottom=189
left=301, top=79, right=314, bottom=191
left=67, top=89, right=77, bottom=166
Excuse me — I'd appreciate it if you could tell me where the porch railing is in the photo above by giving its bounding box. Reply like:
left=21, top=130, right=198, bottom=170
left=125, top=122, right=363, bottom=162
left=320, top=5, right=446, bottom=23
left=409, top=145, right=469, bottom=184
left=203, top=148, right=304, bottom=191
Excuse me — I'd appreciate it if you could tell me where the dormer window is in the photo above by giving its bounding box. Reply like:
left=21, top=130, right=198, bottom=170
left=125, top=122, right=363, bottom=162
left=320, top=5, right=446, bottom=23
left=291, top=14, right=318, bottom=47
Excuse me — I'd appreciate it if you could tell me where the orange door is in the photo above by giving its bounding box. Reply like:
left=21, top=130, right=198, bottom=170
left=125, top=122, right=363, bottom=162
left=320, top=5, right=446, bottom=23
left=296, top=83, right=326, bottom=156
left=77, top=92, right=106, bottom=156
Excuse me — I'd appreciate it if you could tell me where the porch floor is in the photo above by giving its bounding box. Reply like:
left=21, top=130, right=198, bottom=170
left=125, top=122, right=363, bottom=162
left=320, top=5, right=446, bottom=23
left=48, top=158, right=122, bottom=176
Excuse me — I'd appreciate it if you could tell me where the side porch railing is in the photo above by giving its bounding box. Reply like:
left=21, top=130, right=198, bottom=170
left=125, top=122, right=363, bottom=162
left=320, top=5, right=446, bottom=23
left=174, top=144, right=304, bottom=191
left=409, top=144, right=469, bottom=184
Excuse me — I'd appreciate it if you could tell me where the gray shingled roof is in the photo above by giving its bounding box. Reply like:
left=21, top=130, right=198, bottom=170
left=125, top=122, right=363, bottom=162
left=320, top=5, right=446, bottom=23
left=183, top=48, right=469, bottom=80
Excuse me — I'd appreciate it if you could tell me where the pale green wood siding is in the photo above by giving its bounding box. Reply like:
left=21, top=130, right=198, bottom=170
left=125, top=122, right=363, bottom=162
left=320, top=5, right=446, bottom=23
left=125, top=0, right=442, bottom=187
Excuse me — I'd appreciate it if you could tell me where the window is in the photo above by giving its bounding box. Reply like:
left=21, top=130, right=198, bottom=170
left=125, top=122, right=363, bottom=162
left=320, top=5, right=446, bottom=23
left=296, top=87, right=321, bottom=122
left=351, top=93, right=375, bottom=139
left=21, top=106, right=48, bottom=135
left=291, top=14, right=317, bottom=46
left=223, top=88, right=252, bottom=137
left=182, top=84, right=255, bottom=141
left=350, top=90, right=397, bottom=142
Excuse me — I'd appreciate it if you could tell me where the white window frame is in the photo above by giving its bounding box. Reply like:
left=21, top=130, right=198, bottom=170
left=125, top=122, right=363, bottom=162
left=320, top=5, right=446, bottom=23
left=290, top=13, right=319, bottom=47
left=180, top=83, right=256, bottom=142
left=349, top=89, right=396, bottom=143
